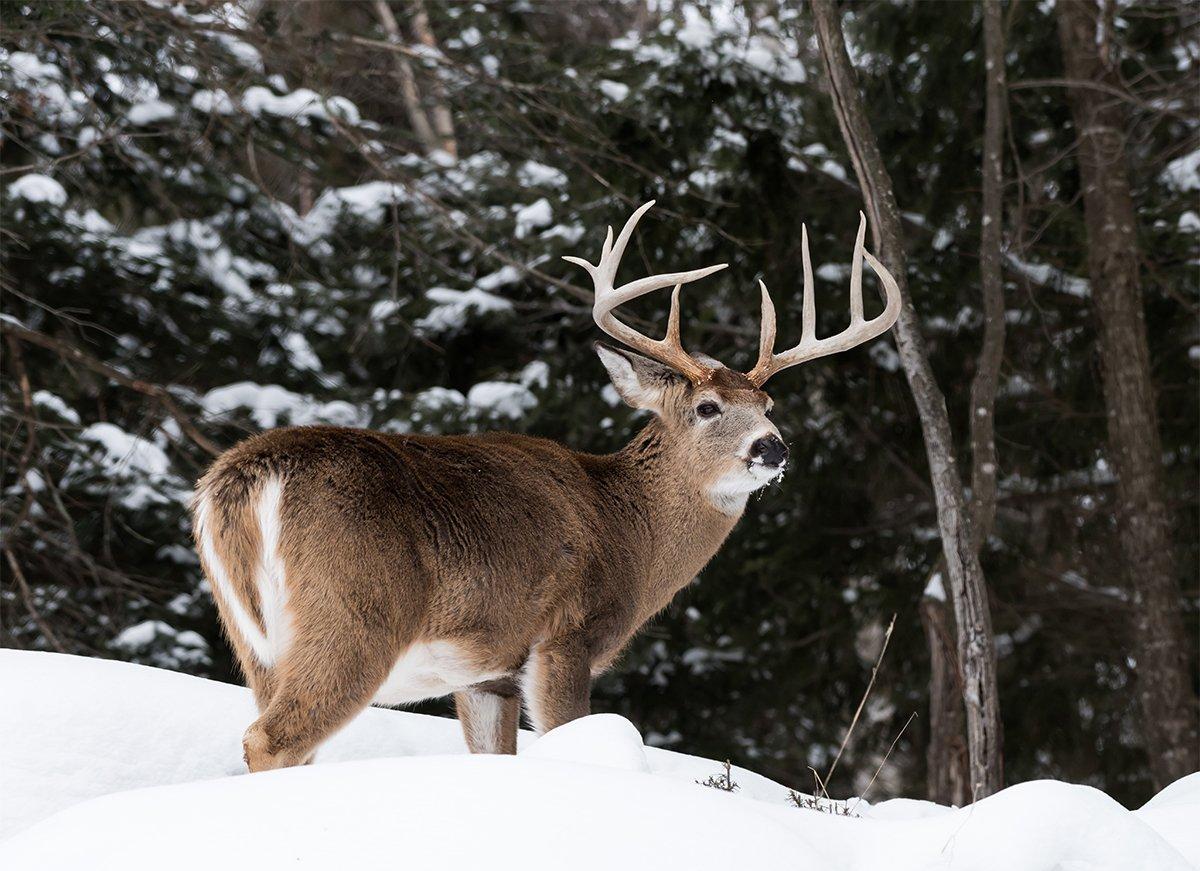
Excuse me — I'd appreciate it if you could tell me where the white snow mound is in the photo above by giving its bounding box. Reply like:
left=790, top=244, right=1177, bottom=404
left=0, top=651, right=1195, bottom=871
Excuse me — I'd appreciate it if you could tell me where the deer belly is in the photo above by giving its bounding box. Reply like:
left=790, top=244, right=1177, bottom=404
left=371, top=641, right=506, bottom=707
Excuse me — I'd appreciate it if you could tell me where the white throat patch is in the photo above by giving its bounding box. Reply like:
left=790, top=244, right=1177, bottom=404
left=706, top=462, right=785, bottom=516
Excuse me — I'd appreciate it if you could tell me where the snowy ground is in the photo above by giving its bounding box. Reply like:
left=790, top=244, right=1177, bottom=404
left=1, top=650, right=1195, bottom=870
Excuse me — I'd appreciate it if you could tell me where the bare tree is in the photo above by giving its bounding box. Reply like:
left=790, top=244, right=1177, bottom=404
left=810, top=0, right=1004, bottom=799
left=372, top=0, right=439, bottom=157
left=1056, top=0, right=1199, bottom=788
left=920, top=585, right=970, bottom=806
left=970, top=0, right=1007, bottom=550
left=408, top=0, right=458, bottom=159
left=923, top=0, right=1009, bottom=807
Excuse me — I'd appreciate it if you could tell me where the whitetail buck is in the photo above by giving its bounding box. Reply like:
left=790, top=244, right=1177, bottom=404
left=193, top=202, right=901, bottom=771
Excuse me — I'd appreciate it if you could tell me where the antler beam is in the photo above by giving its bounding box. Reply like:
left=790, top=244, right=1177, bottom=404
left=745, top=212, right=902, bottom=387
left=564, top=201, right=727, bottom=384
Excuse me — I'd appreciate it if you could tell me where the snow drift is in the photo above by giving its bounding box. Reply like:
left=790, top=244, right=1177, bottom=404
left=1, top=651, right=1195, bottom=870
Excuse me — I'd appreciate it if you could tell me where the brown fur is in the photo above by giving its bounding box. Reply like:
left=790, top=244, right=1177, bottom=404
left=193, top=353, right=784, bottom=770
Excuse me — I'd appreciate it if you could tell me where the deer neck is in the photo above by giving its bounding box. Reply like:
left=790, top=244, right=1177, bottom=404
left=611, top=418, right=742, bottom=612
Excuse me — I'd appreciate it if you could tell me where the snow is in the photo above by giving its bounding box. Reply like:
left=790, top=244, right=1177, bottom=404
left=868, top=341, right=901, bottom=372
left=3, top=50, right=62, bottom=82
left=514, top=197, right=553, bottom=238
left=516, top=160, right=567, bottom=188
left=65, top=423, right=186, bottom=510
left=677, top=6, right=716, bottom=49
left=3, top=50, right=85, bottom=125
left=126, top=99, right=176, bottom=126
left=241, top=86, right=360, bottom=126
left=189, top=88, right=236, bottom=115
left=75, top=422, right=172, bottom=479
left=110, top=621, right=210, bottom=670
left=818, top=262, right=852, bottom=282
left=415, top=286, right=514, bottom=335
left=201, top=382, right=365, bottom=429
left=1161, top=149, right=1200, bottom=192
left=7, top=173, right=67, bottom=206
left=598, top=79, right=630, bottom=101
left=32, top=390, right=80, bottom=424
left=0, top=652, right=1195, bottom=870
left=1005, top=253, right=1091, bottom=298
left=466, top=381, right=538, bottom=419
left=279, top=181, right=407, bottom=246
left=279, top=331, right=322, bottom=372
left=923, top=572, right=947, bottom=602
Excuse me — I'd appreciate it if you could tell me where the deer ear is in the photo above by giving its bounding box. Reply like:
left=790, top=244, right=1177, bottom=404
left=595, top=343, right=683, bottom=411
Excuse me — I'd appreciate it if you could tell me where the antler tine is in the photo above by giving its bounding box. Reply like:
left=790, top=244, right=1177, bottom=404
left=801, top=223, right=816, bottom=341
left=563, top=201, right=728, bottom=383
left=753, top=279, right=776, bottom=373
left=850, top=213, right=865, bottom=324
left=746, top=212, right=902, bottom=387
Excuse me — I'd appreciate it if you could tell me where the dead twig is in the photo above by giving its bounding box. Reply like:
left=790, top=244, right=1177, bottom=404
left=850, top=710, right=918, bottom=816
left=823, top=614, right=896, bottom=790
left=4, top=547, right=67, bottom=653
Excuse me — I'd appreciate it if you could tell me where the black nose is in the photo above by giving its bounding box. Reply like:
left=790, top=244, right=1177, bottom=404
left=750, top=435, right=788, bottom=467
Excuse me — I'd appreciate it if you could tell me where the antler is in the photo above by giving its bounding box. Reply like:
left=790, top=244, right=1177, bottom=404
left=745, top=212, right=902, bottom=387
left=563, top=201, right=728, bottom=384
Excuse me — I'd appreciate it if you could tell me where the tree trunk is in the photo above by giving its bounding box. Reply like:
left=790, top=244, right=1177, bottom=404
left=372, top=0, right=439, bottom=156
left=969, top=0, right=1007, bottom=550
left=1056, top=0, right=1200, bottom=788
left=923, top=0, right=1009, bottom=802
left=408, top=0, right=458, bottom=159
left=921, top=585, right=971, bottom=806
left=811, top=0, right=1004, bottom=799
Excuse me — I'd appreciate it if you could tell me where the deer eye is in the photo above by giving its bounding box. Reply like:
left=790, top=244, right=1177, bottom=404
left=696, top=402, right=721, bottom=419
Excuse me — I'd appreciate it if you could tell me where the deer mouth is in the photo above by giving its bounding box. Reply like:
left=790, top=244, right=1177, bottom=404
left=745, top=457, right=786, bottom=483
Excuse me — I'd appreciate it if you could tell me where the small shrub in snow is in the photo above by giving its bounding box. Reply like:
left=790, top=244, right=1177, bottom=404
left=696, top=760, right=739, bottom=793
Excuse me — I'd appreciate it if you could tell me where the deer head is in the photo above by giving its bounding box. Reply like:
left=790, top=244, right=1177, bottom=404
left=564, top=201, right=902, bottom=512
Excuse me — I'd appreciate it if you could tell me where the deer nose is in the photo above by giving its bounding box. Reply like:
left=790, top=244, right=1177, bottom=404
left=750, top=435, right=788, bottom=467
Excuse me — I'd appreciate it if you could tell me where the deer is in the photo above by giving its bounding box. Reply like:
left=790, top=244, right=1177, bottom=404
left=192, top=201, right=901, bottom=771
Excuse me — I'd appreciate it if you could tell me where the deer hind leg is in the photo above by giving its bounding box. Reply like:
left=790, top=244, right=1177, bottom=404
left=242, top=625, right=397, bottom=772
left=455, top=678, right=520, bottom=754
left=236, top=642, right=277, bottom=713
left=521, top=636, right=591, bottom=735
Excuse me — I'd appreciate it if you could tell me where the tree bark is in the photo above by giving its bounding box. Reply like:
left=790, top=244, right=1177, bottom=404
left=408, top=0, right=458, bottom=159
left=923, top=0, right=1009, bottom=803
left=372, top=0, right=439, bottom=156
left=921, top=586, right=971, bottom=806
left=1056, top=0, right=1199, bottom=788
left=969, top=0, right=1007, bottom=550
left=811, top=0, right=1004, bottom=799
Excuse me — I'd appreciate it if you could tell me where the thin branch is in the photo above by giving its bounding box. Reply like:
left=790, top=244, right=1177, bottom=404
left=0, top=321, right=221, bottom=458
left=823, top=614, right=896, bottom=790
left=4, top=547, right=68, bottom=653
left=850, top=711, right=918, bottom=816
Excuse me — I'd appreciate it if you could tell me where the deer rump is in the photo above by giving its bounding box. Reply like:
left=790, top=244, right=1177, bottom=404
left=194, top=425, right=618, bottom=714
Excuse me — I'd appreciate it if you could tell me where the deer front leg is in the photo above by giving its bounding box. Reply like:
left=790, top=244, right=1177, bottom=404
left=522, top=636, right=591, bottom=734
left=455, top=678, right=520, bottom=754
